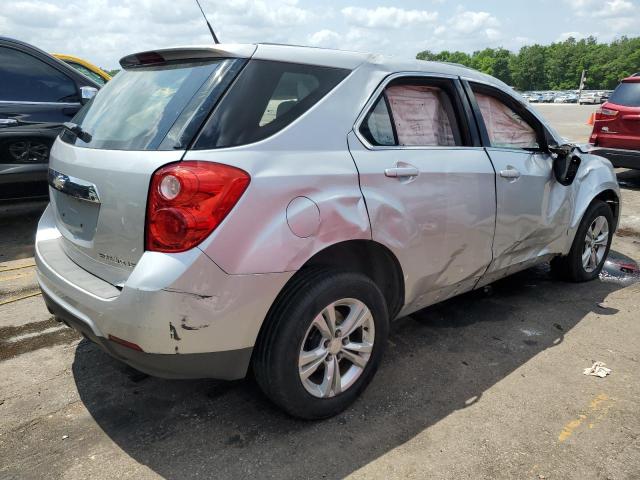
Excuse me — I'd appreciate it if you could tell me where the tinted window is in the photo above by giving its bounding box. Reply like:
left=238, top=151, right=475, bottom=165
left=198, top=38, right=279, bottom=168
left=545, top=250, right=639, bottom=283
left=473, top=90, right=538, bottom=149
left=62, top=59, right=243, bottom=150
left=0, top=46, right=78, bottom=103
left=609, top=82, right=640, bottom=107
left=194, top=60, right=350, bottom=149
left=68, top=62, right=106, bottom=86
left=360, top=96, right=395, bottom=146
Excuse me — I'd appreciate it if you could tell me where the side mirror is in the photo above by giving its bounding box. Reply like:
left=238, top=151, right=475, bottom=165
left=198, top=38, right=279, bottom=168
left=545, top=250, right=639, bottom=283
left=549, top=144, right=581, bottom=186
left=80, top=86, right=98, bottom=105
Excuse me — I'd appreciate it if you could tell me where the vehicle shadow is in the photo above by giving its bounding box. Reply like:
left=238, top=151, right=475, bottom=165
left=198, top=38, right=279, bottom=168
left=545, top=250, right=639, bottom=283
left=0, top=200, right=47, bottom=262
left=71, top=257, right=635, bottom=479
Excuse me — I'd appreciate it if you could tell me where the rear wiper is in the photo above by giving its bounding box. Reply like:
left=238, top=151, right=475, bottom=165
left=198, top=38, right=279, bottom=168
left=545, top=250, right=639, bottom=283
left=62, top=122, right=92, bottom=143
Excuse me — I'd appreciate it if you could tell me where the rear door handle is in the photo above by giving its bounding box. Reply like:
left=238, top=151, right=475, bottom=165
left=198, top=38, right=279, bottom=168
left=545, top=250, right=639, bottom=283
left=384, top=166, right=419, bottom=178
left=499, top=168, right=521, bottom=179
left=0, top=118, right=18, bottom=127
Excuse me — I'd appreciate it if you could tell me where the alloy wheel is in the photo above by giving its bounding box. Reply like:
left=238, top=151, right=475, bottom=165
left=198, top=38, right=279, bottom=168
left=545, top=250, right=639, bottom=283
left=582, top=215, right=609, bottom=273
left=9, top=141, right=49, bottom=163
left=298, top=298, right=375, bottom=398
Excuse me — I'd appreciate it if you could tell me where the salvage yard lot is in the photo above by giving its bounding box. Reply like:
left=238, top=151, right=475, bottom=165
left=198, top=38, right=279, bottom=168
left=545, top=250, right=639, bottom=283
left=1, top=105, right=639, bottom=479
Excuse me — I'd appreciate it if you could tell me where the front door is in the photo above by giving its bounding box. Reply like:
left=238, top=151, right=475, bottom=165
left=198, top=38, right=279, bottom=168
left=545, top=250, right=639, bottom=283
left=348, top=74, right=496, bottom=314
left=465, top=81, right=572, bottom=284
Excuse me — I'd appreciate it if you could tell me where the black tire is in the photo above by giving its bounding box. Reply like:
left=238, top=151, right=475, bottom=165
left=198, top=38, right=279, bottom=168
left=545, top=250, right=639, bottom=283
left=252, top=268, right=389, bottom=419
left=551, top=200, right=613, bottom=282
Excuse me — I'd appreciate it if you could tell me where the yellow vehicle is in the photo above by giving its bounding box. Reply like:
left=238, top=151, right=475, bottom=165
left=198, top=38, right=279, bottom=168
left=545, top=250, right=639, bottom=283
left=52, top=54, right=111, bottom=86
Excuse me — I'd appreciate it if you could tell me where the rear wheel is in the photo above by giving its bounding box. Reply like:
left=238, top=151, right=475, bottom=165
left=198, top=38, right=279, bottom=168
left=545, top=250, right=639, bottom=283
left=551, top=200, right=613, bottom=282
left=252, top=268, right=388, bottom=419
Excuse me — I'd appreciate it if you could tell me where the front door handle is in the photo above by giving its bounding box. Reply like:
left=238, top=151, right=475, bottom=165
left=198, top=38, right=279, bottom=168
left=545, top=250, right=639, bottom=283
left=499, top=168, right=521, bottom=179
left=384, top=166, right=419, bottom=178
left=0, top=118, right=18, bottom=127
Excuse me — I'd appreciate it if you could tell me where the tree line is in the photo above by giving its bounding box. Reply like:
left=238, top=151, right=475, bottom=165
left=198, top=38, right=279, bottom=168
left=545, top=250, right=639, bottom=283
left=416, top=36, right=640, bottom=91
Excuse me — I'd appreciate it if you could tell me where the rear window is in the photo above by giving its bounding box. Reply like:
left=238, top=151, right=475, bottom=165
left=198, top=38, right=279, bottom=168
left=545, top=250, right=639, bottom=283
left=609, top=82, right=640, bottom=107
left=61, top=58, right=244, bottom=150
left=193, top=60, right=350, bottom=149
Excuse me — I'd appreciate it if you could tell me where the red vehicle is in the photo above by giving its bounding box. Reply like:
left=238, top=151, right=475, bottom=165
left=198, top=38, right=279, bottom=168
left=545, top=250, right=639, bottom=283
left=590, top=75, right=640, bottom=168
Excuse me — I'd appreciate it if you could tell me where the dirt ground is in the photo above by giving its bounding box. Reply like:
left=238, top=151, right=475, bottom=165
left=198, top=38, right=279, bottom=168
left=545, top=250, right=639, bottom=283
left=1, top=106, right=639, bottom=480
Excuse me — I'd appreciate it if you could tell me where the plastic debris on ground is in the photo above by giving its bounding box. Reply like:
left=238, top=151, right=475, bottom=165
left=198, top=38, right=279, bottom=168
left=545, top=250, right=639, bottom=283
left=583, top=361, right=612, bottom=378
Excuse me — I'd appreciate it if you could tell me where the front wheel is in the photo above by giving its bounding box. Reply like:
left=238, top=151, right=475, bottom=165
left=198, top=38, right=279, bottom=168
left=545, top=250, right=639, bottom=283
left=551, top=200, right=613, bottom=282
left=252, top=269, right=389, bottom=419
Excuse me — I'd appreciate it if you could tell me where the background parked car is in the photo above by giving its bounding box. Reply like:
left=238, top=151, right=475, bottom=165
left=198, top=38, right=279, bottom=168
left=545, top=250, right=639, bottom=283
left=579, top=91, right=601, bottom=105
left=590, top=75, right=640, bottom=169
left=0, top=37, right=100, bottom=200
left=53, top=54, right=111, bottom=86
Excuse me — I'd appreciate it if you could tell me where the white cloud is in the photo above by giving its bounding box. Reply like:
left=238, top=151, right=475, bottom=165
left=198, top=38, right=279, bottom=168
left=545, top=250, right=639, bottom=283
left=430, top=7, right=502, bottom=47
left=600, top=0, right=634, bottom=16
left=557, top=31, right=587, bottom=41
left=0, top=0, right=318, bottom=68
left=341, top=6, right=438, bottom=29
left=446, top=8, right=500, bottom=34
left=308, top=29, right=341, bottom=48
left=564, top=0, right=634, bottom=17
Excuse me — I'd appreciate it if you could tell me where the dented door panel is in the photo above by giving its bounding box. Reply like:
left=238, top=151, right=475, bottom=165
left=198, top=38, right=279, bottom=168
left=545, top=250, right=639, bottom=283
left=484, top=149, right=572, bottom=279
left=348, top=132, right=496, bottom=315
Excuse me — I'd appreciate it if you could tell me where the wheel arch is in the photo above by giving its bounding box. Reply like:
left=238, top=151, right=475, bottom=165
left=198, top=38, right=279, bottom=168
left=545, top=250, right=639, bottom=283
left=300, top=240, right=405, bottom=319
left=259, top=240, right=405, bottom=338
left=593, top=189, right=620, bottom=230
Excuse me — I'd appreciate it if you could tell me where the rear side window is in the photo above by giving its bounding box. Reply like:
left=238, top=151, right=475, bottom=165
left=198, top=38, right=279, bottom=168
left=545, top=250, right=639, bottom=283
left=473, top=91, right=538, bottom=149
left=68, top=62, right=106, bottom=86
left=609, top=82, right=640, bottom=107
left=0, top=46, right=78, bottom=103
left=359, top=78, right=464, bottom=147
left=62, top=59, right=243, bottom=150
left=194, top=60, right=350, bottom=149
left=360, top=96, right=395, bottom=146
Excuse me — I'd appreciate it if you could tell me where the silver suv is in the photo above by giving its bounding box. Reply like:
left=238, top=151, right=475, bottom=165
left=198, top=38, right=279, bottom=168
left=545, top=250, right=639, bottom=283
left=36, top=44, right=620, bottom=419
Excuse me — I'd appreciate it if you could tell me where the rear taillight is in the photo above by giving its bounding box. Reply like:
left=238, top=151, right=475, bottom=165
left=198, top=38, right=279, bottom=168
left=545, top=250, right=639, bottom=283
left=146, top=161, right=250, bottom=252
left=595, top=107, right=619, bottom=120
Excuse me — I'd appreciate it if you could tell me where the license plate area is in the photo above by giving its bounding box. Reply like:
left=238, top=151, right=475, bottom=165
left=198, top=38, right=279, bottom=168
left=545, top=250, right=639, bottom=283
left=51, top=190, right=100, bottom=243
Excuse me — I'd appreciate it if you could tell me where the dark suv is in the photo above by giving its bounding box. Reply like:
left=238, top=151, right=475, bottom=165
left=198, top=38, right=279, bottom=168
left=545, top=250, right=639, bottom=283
left=0, top=37, right=100, bottom=200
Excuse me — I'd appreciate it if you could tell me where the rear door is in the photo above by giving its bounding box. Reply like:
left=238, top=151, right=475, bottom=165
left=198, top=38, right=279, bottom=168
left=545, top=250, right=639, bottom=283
left=348, top=74, right=496, bottom=311
left=0, top=44, right=82, bottom=198
left=464, top=81, right=572, bottom=284
left=47, top=52, right=247, bottom=285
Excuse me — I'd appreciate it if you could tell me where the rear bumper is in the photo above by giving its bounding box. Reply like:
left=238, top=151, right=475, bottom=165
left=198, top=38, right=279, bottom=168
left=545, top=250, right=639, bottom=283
left=42, top=289, right=252, bottom=379
left=35, top=204, right=293, bottom=379
left=590, top=147, right=640, bottom=169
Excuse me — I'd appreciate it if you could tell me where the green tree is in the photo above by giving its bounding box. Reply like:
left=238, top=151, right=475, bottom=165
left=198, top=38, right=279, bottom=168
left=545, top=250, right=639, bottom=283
left=416, top=36, right=640, bottom=90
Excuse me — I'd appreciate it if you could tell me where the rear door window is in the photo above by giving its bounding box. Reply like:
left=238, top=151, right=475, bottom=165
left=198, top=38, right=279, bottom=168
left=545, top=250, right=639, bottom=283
left=359, top=77, right=465, bottom=147
left=194, top=60, right=350, bottom=149
left=386, top=84, right=461, bottom=146
left=62, top=58, right=244, bottom=150
left=609, top=82, right=640, bottom=107
left=0, top=46, right=79, bottom=103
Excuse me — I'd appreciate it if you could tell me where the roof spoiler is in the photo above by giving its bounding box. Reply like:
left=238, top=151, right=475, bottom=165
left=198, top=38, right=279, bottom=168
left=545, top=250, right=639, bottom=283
left=119, top=45, right=256, bottom=69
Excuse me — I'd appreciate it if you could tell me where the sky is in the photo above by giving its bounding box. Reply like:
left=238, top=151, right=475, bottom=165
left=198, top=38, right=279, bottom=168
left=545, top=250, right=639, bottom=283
left=1, top=0, right=638, bottom=69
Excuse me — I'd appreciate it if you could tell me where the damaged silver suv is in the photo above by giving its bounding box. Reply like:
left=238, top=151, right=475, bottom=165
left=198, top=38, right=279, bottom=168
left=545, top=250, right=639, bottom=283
left=36, top=44, right=620, bottom=419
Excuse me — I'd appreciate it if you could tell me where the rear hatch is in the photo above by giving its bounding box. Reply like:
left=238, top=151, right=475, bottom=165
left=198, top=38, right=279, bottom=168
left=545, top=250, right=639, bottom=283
left=48, top=46, right=252, bottom=285
left=592, top=78, right=640, bottom=150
